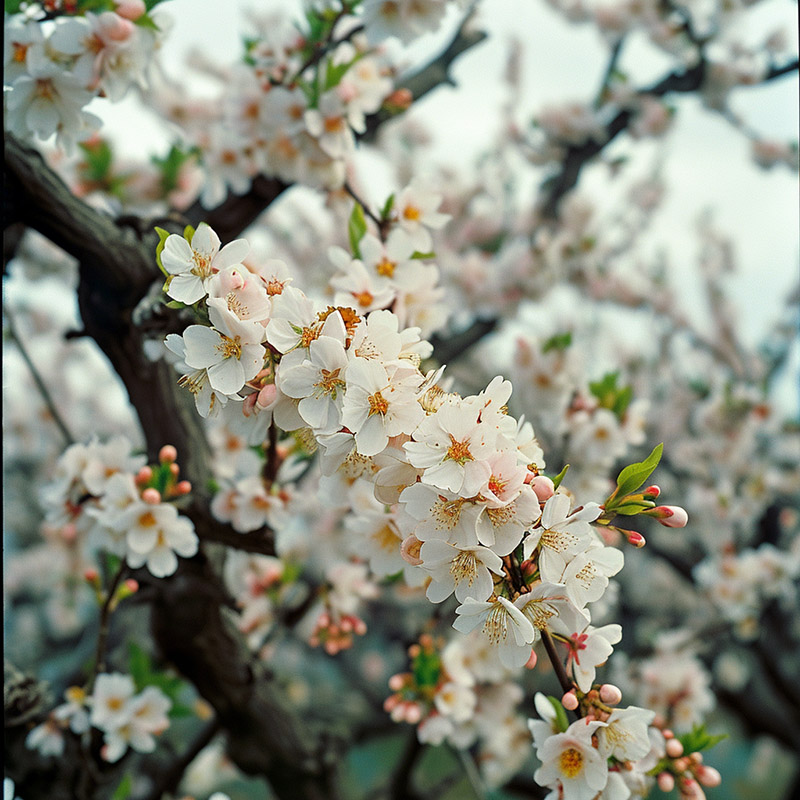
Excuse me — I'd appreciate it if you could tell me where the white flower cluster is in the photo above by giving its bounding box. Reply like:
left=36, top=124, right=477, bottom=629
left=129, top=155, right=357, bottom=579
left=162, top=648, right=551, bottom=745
left=4, top=2, right=168, bottom=151
left=529, top=692, right=660, bottom=800
left=42, top=436, right=198, bottom=578
left=25, top=673, right=170, bottom=763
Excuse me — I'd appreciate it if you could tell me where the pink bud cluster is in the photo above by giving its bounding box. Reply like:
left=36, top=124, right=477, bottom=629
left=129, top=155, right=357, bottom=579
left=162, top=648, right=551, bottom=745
left=655, top=730, right=722, bottom=798
left=308, top=611, right=367, bottom=655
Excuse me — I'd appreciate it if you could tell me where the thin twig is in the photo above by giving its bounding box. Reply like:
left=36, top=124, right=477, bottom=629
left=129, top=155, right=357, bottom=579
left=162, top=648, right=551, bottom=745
left=541, top=629, right=574, bottom=695
left=4, top=305, right=76, bottom=446
left=89, top=561, right=127, bottom=690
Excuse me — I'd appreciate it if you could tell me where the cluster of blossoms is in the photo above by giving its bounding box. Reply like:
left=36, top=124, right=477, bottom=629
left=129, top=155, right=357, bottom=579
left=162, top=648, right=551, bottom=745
left=4, top=1, right=168, bottom=151
left=41, top=437, right=198, bottom=578
left=160, top=198, right=697, bottom=793
left=148, top=0, right=466, bottom=207
left=25, top=673, right=171, bottom=764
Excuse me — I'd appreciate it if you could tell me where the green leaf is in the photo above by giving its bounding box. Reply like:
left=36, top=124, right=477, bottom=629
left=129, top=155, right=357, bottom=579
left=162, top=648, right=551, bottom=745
left=550, top=464, right=570, bottom=491
left=678, top=724, right=728, bottom=754
left=412, top=650, right=441, bottom=689
left=612, top=501, right=655, bottom=516
left=542, top=331, right=572, bottom=353
left=348, top=203, right=367, bottom=257
left=111, top=774, right=133, bottom=800
left=134, top=13, right=159, bottom=30
left=546, top=695, right=569, bottom=733
left=411, top=251, right=435, bottom=260
left=614, top=443, right=663, bottom=498
left=79, top=139, right=113, bottom=183
left=154, top=226, right=171, bottom=276
left=5, top=1, right=25, bottom=13
left=380, top=193, right=395, bottom=220
left=183, top=224, right=196, bottom=244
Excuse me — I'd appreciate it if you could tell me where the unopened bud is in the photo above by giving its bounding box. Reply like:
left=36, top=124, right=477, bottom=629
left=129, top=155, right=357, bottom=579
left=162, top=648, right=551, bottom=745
left=599, top=684, right=622, bottom=705
left=383, top=88, right=413, bottom=112
left=561, top=691, right=579, bottom=711
left=530, top=475, right=555, bottom=502
left=84, top=568, right=100, bottom=587
left=61, top=523, right=78, bottom=543
left=257, top=383, right=278, bottom=410
left=388, top=674, right=405, bottom=692
left=525, top=649, right=538, bottom=669
left=657, top=773, right=675, bottom=792
left=400, top=534, right=423, bottom=566
left=696, top=766, right=721, bottom=787
left=159, top=445, right=178, bottom=463
left=405, top=702, right=422, bottom=724
left=114, top=0, right=146, bottom=20
left=666, top=738, right=684, bottom=758
left=647, top=505, right=689, bottom=528
left=101, top=11, right=134, bottom=41
left=643, top=484, right=661, bottom=498
left=135, top=466, right=153, bottom=485
left=169, top=463, right=180, bottom=478
left=141, top=487, right=161, bottom=504
left=175, top=480, right=192, bottom=495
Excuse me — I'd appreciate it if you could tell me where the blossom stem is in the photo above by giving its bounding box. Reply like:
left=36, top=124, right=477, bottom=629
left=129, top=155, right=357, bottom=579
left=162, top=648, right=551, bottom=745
left=343, top=182, right=383, bottom=229
left=88, top=560, right=127, bottom=691
left=4, top=305, right=76, bottom=446
left=542, top=629, right=575, bottom=696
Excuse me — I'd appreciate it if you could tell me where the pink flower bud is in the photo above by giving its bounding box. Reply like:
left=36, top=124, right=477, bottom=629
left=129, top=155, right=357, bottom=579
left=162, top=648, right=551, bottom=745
left=649, top=505, right=689, bottom=527
left=135, top=466, right=153, bottom=485
left=169, top=463, right=180, bottom=478
left=388, top=674, right=405, bottom=691
left=561, top=691, right=579, bottom=711
left=525, top=649, right=538, bottom=669
left=99, top=11, right=134, bottom=41
left=257, top=383, right=278, bottom=410
left=115, top=0, right=146, bottom=20
left=663, top=728, right=674, bottom=739
left=242, top=392, right=257, bottom=417
left=176, top=480, right=192, bottom=495
left=599, top=684, right=622, bottom=705
left=84, top=568, right=100, bottom=585
left=61, top=523, right=78, bottom=543
left=644, top=484, right=661, bottom=498
left=123, top=579, right=139, bottom=593
left=141, top=487, right=161, bottom=505
left=624, top=530, right=646, bottom=547
left=384, top=695, right=399, bottom=712
left=697, top=766, right=721, bottom=787
left=159, top=445, right=178, bottom=464
left=405, top=702, right=422, bottom=724
left=400, top=534, right=423, bottom=566
left=530, top=475, right=555, bottom=502
left=666, top=738, right=684, bottom=758
left=657, top=773, right=675, bottom=792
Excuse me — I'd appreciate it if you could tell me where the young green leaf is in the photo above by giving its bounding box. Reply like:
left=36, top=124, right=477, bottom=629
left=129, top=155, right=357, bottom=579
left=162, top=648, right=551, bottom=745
left=154, top=226, right=171, bottom=275
left=550, top=464, right=570, bottom=491
left=614, top=443, right=663, bottom=498
left=348, top=203, right=368, bottom=257
left=546, top=695, right=569, bottom=733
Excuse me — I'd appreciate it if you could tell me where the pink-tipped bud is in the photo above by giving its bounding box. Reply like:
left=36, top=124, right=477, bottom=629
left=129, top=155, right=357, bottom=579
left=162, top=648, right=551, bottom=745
left=135, top=466, right=153, bottom=485
left=663, top=728, right=675, bottom=739
left=257, top=383, right=278, bottom=411
left=599, top=684, right=622, bottom=705
left=61, top=523, right=78, bottom=543
left=99, top=11, right=134, bottom=41
left=525, top=649, right=538, bottom=669
left=340, top=617, right=353, bottom=633
left=648, top=505, right=689, bottom=527
left=124, top=578, right=139, bottom=593
left=530, top=475, right=555, bottom=503
left=84, top=568, right=100, bottom=586
left=384, top=695, right=399, bottom=712
left=383, top=88, right=413, bottom=112
left=176, top=480, right=192, bottom=495
left=674, top=757, right=690, bottom=772
left=388, top=674, right=405, bottom=692
left=405, top=702, right=422, bottom=724
left=141, top=487, right=161, bottom=505
left=561, top=691, right=579, bottom=711
left=696, top=766, right=721, bottom=787
left=159, top=445, right=178, bottom=464
left=242, top=392, right=257, bottom=417
left=666, top=738, right=684, bottom=758
left=169, top=463, right=180, bottom=478
left=628, top=531, right=647, bottom=547
left=400, top=534, right=423, bottom=566
left=114, top=0, right=146, bottom=20
left=643, top=484, right=661, bottom=498
left=657, top=773, right=675, bottom=792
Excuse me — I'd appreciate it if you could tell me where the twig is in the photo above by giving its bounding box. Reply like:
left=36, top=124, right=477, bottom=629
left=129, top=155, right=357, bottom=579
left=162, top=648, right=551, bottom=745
left=541, top=630, right=574, bottom=695
left=89, top=561, right=127, bottom=689
left=388, top=731, right=424, bottom=800
left=4, top=305, right=76, bottom=446
left=593, top=38, right=624, bottom=109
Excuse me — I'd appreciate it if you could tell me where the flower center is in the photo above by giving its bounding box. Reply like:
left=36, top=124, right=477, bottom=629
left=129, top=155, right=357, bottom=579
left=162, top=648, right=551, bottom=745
left=215, top=335, right=242, bottom=360
left=191, top=250, right=213, bottom=278
left=482, top=603, right=509, bottom=645
left=403, top=204, right=421, bottom=222
left=559, top=747, right=584, bottom=778
left=368, top=391, right=389, bottom=417
left=376, top=258, right=396, bottom=278
left=446, top=435, right=473, bottom=465
left=355, top=290, right=374, bottom=308
left=314, top=368, right=345, bottom=397
left=449, top=550, right=477, bottom=586
left=432, top=495, right=463, bottom=530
